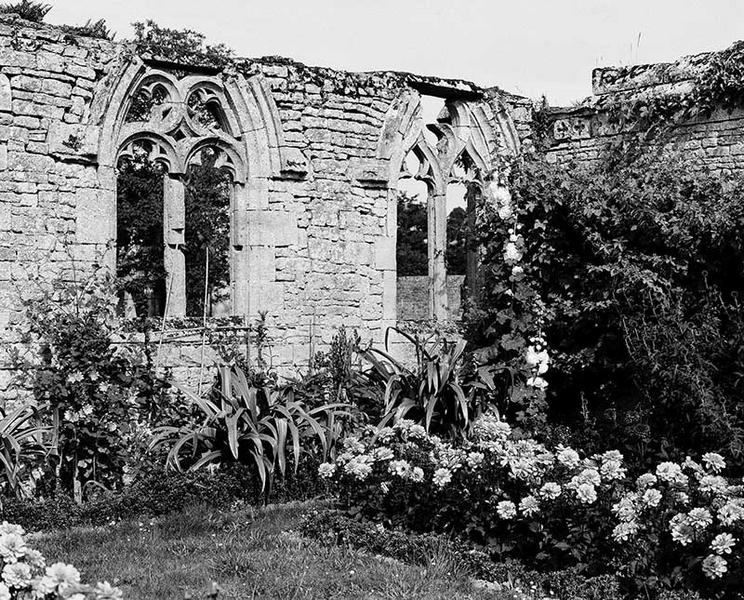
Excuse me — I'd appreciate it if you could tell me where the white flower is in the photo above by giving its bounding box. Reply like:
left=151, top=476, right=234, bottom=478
left=343, top=456, right=373, bottom=481
left=0, top=524, right=23, bottom=537
left=612, top=521, right=639, bottom=543
left=702, top=554, right=728, bottom=579
left=577, top=468, right=601, bottom=487
left=643, top=488, right=661, bottom=508
left=0, top=534, right=26, bottom=563
left=656, top=462, right=686, bottom=485
left=2, top=562, right=31, bottom=588
left=539, top=482, right=562, bottom=500
left=371, top=447, right=394, bottom=462
left=376, top=427, right=394, bottom=442
left=496, top=500, right=517, bottom=519
left=670, top=514, right=694, bottom=546
left=711, top=533, right=736, bottom=555
left=642, top=488, right=662, bottom=508
left=318, top=462, right=336, bottom=479
left=472, top=416, right=511, bottom=442
left=432, top=468, right=452, bottom=488
left=576, top=483, right=597, bottom=504
left=718, top=500, right=744, bottom=526
left=600, top=460, right=625, bottom=482
left=519, top=495, right=540, bottom=517
left=466, top=452, right=485, bottom=469
left=636, top=473, right=657, bottom=490
left=503, top=242, right=522, bottom=263
left=0, top=583, right=9, bottom=600
left=556, top=446, right=581, bottom=469
left=409, top=467, right=424, bottom=482
left=688, top=508, right=713, bottom=530
left=388, top=460, right=411, bottom=477
left=498, top=205, right=513, bottom=220
left=93, top=581, right=124, bottom=600
left=702, top=452, right=726, bottom=473
left=699, top=475, right=728, bottom=496
left=511, top=265, right=524, bottom=277
left=613, top=493, right=639, bottom=522
left=526, top=376, right=548, bottom=390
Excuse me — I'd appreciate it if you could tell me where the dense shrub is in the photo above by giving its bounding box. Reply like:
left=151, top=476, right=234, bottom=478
left=320, top=415, right=744, bottom=598
left=466, top=148, right=744, bottom=472
left=14, top=266, right=175, bottom=499
left=0, top=0, right=50, bottom=22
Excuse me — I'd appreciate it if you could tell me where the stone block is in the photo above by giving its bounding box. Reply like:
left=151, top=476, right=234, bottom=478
left=0, top=143, right=6, bottom=171
left=247, top=211, right=299, bottom=246
left=374, top=236, right=396, bottom=270
left=75, top=189, right=114, bottom=244
left=248, top=246, right=276, bottom=281
left=0, top=74, right=10, bottom=111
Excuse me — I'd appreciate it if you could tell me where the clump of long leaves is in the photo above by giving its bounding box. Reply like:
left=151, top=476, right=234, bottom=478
left=150, top=365, right=349, bottom=490
left=0, top=404, right=49, bottom=498
left=363, top=328, right=512, bottom=440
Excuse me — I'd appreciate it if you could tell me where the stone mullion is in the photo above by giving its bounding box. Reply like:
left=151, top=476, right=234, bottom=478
left=163, top=175, right=187, bottom=317
left=232, top=182, right=249, bottom=316
left=428, top=188, right=448, bottom=321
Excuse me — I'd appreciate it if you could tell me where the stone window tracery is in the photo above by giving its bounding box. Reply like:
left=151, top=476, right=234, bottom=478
left=114, top=68, right=248, bottom=318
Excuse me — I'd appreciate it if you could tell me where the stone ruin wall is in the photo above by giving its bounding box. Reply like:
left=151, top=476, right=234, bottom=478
left=543, top=49, right=744, bottom=172
left=0, top=15, right=534, bottom=402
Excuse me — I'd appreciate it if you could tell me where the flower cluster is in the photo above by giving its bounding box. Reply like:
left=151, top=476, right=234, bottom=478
left=320, top=414, right=627, bottom=564
left=0, top=521, right=122, bottom=599
left=612, top=452, right=744, bottom=582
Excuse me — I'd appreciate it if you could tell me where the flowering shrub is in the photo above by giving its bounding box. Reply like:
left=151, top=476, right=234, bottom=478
left=611, top=452, right=744, bottom=596
left=0, top=520, right=121, bottom=598
left=320, top=415, right=627, bottom=572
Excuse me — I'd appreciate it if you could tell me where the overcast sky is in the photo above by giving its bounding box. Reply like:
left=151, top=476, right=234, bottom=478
left=46, top=0, right=744, bottom=106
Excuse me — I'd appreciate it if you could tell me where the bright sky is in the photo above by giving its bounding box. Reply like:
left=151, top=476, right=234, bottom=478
left=45, top=0, right=744, bottom=106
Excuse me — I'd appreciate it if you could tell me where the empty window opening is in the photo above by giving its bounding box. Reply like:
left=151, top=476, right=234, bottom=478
left=116, top=143, right=167, bottom=318
left=184, top=147, right=232, bottom=317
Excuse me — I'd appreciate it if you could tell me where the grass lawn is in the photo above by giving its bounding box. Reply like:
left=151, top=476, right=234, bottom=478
left=31, top=501, right=504, bottom=600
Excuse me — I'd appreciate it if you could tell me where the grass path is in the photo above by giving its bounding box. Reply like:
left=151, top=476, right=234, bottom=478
left=32, top=501, right=502, bottom=600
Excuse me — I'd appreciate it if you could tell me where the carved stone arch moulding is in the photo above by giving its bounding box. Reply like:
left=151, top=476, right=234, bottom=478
left=93, top=56, right=310, bottom=318
left=371, top=87, right=521, bottom=324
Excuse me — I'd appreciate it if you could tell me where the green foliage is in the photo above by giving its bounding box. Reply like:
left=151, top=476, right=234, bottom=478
left=446, top=206, right=467, bottom=276
left=606, top=40, right=744, bottom=139
left=150, top=364, right=349, bottom=490
left=396, top=191, right=469, bottom=277
left=467, top=148, right=744, bottom=472
left=60, top=18, right=114, bottom=40
left=15, top=265, right=174, bottom=498
left=116, top=154, right=166, bottom=316
left=396, top=191, right=428, bottom=276
left=0, top=405, right=48, bottom=498
left=363, top=328, right=510, bottom=440
left=0, top=0, right=50, bottom=22
left=184, top=160, right=231, bottom=317
left=132, top=20, right=233, bottom=68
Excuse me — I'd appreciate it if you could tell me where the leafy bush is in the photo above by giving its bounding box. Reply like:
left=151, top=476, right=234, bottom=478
left=467, top=149, right=744, bottom=472
left=60, top=19, right=114, bottom=40
left=611, top=453, right=744, bottom=597
left=150, top=364, right=349, bottom=490
left=361, top=328, right=514, bottom=440
left=132, top=20, right=233, bottom=68
left=14, top=266, right=175, bottom=499
left=0, top=405, right=48, bottom=498
left=320, top=416, right=626, bottom=572
left=0, top=0, right=51, bottom=22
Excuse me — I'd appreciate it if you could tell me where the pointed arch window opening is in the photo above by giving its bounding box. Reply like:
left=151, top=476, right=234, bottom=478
left=113, top=70, right=248, bottom=320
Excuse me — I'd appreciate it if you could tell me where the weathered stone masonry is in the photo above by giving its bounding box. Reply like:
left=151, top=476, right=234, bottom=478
left=0, top=15, right=533, bottom=398
left=543, top=49, right=744, bottom=172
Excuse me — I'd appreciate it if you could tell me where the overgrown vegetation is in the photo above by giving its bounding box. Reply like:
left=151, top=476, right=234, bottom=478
left=0, top=0, right=50, bottom=22
left=132, top=20, right=233, bottom=68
